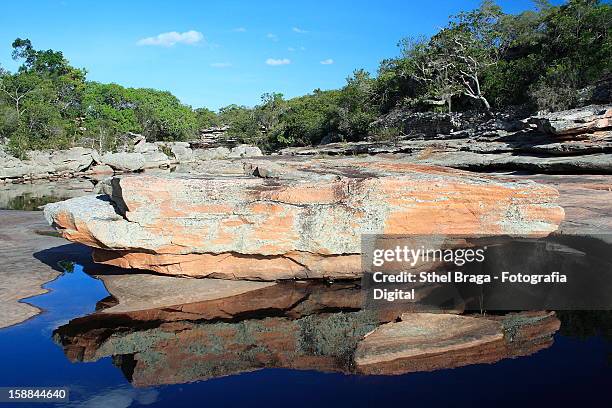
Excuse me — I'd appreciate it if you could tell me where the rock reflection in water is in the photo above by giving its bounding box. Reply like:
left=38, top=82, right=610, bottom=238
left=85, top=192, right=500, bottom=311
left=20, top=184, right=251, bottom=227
left=0, top=178, right=95, bottom=210
left=53, top=276, right=560, bottom=387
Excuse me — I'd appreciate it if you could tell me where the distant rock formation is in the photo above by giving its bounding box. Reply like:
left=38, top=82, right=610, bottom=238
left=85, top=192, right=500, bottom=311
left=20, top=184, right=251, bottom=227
left=2, top=104, right=610, bottom=182
left=196, top=125, right=239, bottom=148
left=283, top=104, right=612, bottom=173
left=0, top=141, right=263, bottom=182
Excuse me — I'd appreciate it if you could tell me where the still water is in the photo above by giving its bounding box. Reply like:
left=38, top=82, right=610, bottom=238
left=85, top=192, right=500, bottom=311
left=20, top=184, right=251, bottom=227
left=0, top=263, right=610, bottom=408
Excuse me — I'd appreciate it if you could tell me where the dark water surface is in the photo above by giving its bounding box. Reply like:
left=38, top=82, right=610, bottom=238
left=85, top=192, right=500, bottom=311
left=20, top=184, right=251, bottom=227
left=0, top=179, right=95, bottom=211
left=0, top=265, right=610, bottom=407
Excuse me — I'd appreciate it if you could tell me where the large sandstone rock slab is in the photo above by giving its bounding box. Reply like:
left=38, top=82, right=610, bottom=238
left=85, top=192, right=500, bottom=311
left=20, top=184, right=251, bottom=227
left=44, top=159, right=563, bottom=280
left=503, top=174, right=612, bottom=237
left=414, top=151, right=612, bottom=173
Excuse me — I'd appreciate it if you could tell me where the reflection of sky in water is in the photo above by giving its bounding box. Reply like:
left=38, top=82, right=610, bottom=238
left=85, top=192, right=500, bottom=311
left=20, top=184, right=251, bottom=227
left=0, top=264, right=610, bottom=407
left=0, top=179, right=95, bottom=211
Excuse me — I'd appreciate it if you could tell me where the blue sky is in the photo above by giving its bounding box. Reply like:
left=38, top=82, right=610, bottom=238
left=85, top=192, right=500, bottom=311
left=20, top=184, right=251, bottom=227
left=0, top=0, right=545, bottom=110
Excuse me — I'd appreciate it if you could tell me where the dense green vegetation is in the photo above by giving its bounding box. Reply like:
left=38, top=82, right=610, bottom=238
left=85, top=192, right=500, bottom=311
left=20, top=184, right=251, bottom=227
left=0, top=39, right=198, bottom=157
left=0, top=0, right=609, bottom=156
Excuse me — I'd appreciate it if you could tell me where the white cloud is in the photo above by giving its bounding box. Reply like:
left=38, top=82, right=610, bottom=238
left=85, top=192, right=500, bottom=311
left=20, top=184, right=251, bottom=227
left=266, top=58, right=291, bottom=66
left=288, top=47, right=295, bottom=52
left=210, top=62, right=232, bottom=68
left=320, top=58, right=334, bottom=65
left=233, top=27, right=247, bottom=32
left=266, top=33, right=279, bottom=41
left=292, top=27, right=308, bottom=33
left=137, top=30, right=204, bottom=47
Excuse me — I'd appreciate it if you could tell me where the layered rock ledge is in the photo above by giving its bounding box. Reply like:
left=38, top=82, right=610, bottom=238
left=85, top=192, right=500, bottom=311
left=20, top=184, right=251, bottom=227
left=44, top=160, right=563, bottom=280
left=282, top=104, right=612, bottom=174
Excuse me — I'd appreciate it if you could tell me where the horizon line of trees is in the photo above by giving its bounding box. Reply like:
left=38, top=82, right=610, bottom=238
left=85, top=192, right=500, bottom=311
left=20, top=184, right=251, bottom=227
left=1, top=0, right=610, bottom=157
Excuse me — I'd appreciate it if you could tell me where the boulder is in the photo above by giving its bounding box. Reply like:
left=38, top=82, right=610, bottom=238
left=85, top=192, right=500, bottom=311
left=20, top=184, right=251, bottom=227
left=141, top=151, right=172, bottom=169
left=0, top=158, right=50, bottom=180
left=44, top=158, right=564, bottom=280
left=29, top=147, right=97, bottom=173
left=133, top=140, right=159, bottom=154
left=88, top=164, right=114, bottom=175
left=98, top=142, right=171, bottom=171
left=101, top=152, right=146, bottom=172
left=530, top=104, right=612, bottom=135
left=169, top=142, right=193, bottom=162
left=192, top=147, right=231, bottom=160
left=1, top=147, right=98, bottom=180
left=228, top=144, right=263, bottom=158
left=50, top=147, right=98, bottom=172
left=0, top=148, right=52, bottom=179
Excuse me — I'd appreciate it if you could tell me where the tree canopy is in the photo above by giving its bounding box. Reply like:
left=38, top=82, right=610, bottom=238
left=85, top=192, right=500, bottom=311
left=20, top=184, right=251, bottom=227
left=0, top=39, right=198, bottom=156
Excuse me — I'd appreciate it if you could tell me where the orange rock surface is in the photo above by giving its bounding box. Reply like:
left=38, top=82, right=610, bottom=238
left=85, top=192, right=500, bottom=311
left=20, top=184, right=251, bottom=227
left=45, top=159, right=564, bottom=280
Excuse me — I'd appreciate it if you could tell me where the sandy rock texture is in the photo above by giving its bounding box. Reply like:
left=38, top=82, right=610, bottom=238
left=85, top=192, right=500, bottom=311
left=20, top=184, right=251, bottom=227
left=0, top=211, right=90, bottom=328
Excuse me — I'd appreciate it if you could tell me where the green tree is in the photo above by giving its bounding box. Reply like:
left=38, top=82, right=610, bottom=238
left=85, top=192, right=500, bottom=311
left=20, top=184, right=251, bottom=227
left=194, top=107, right=219, bottom=129
left=430, top=0, right=503, bottom=111
left=127, top=88, right=197, bottom=141
left=81, top=82, right=141, bottom=151
left=337, top=69, right=378, bottom=139
left=279, top=89, right=342, bottom=146
left=219, top=104, right=261, bottom=144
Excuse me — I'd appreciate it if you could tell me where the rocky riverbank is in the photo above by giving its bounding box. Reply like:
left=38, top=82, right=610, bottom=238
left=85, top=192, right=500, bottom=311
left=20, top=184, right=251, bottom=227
left=5, top=168, right=610, bottom=329
left=0, top=211, right=90, bottom=328
left=283, top=104, right=612, bottom=173
left=0, top=139, right=263, bottom=182
left=2, top=103, right=611, bottom=381
left=1, top=104, right=610, bottom=183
